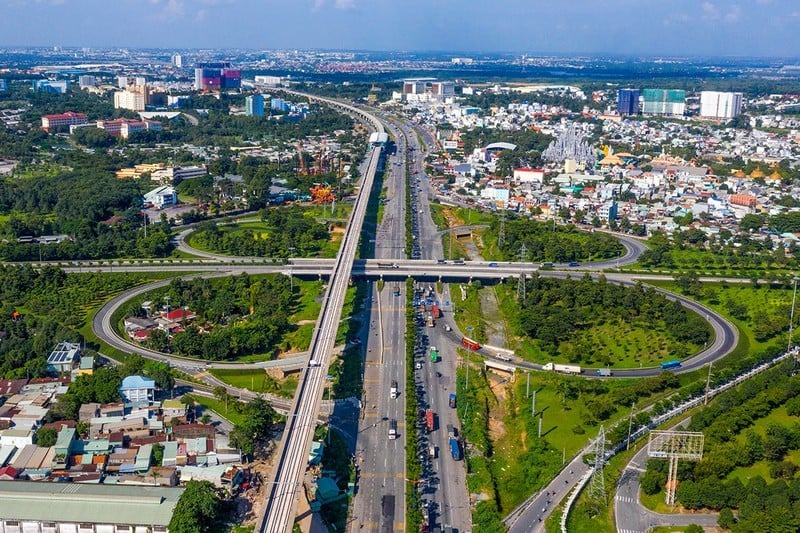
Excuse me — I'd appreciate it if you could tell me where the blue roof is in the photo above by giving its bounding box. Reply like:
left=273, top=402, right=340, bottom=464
left=120, top=375, right=155, bottom=390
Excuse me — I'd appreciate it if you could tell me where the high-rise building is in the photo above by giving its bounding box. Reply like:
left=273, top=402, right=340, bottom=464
left=246, top=94, right=265, bottom=116
left=0, top=79, right=7, bottom=92
left=171, top=54, right=183, bottom=68
left=134, top=76, right=147, bottom=86
left=431, top=81, right=456, bottom=98
left=641, top=89, right=686, bottom=116
left=78, top=75, right=96, bottom=88
left=700, top=91, right=743, bottom=119
left=271, top=98, right=289, bottom=112
left=194, top=62, right=241, bottom=92
left=114, top=87, right=147, bottom=112
left=117, top=76, right=128, bottom=88
left=617, top=88, right=639, bottom=115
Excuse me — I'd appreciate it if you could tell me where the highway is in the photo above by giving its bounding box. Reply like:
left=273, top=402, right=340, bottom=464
left=349, top=117, right=408, bottom=532
left=399, top=119, right=472, bottom=533
left=258, top=92, right=385, bottom=533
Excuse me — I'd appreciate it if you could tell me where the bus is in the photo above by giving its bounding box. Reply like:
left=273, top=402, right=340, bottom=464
left=661, top=360, right=681, bottom=370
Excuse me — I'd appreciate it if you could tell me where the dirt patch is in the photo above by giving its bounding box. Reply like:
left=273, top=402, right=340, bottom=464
left=442, top=207, right=464, bottom=228
left=488, top=416, right=507, bottom=442
left=330, top=225, right=345, bottom=234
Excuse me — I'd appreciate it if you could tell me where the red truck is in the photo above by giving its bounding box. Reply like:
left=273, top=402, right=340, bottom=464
left=425, top=409, right=435, bottom=432
left=461, top=337, right=481, bottom=351
left=430, top=304, right=441, bottom=319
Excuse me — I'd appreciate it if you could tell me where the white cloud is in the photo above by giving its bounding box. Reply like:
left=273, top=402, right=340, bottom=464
left=701, top=1, right=719, bottom=19
left=312, top=0, right=356, bottom=11
left=725, top=5, right=741, bottom=22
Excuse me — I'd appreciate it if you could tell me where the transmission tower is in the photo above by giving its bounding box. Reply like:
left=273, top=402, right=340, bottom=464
left=589, top=425, right=606, bottom=500
left=516, top=244, right=528, bottom=302
left=498, top=205, right=506, bottom=247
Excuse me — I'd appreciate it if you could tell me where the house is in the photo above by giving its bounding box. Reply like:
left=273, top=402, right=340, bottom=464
left=161, top=309, right=197, bottom=323
left=77, top=355, right=94, bottom=376
left=53, top=427, right=76, bottom=468
left=124, top=316, right=156, bottom=332
left=0, top=429, right=34, bottom=449
left=46, top=342, right=81, bottom=374
left=119, top=376, right=156, bottom=405
left=162, top=398, right=187, bottom=422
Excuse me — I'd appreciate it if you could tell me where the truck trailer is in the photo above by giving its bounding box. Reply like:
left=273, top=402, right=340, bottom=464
left=449, top=437, right=461, bottom=460
left=425, top=409, right=435, bottom=432
left=542, top=362, right=582, bottom=374
left=461, top=337, right=481, bottom=351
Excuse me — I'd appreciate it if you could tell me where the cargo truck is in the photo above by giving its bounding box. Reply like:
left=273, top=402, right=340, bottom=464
left=430, top=305, right=441, bottom=319
left=542, top=362, right=582, bottom=374
left=595, top=368, right=612, bottom=377
left=430, top=347, right=438, bottom=363
left=425, top=409, right=435, bottom=432
left=448, top=393, right=456, bottom=408
left=390, top=380, right=398, bottom=399
left=449, top=437, right=461, bottom=460
left=661, top=360, right=681, bottom=370
left=427, top=314, right=434, bottom=327
left=461, top=337, right=481, bottom=351
left=388, top=419, right=397, bottom=439
left=446, top=424, right=455, bottom=439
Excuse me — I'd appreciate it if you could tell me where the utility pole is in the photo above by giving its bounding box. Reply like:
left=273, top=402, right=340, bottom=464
left=538, top=415, right=543, bottom=438
left=526, top=372, right=530, bottom=398
left=626, top=402, right=636, bottom=450
left=531, top=390, right=536, bottom=417
left=704, top=362, right=713, bottom=405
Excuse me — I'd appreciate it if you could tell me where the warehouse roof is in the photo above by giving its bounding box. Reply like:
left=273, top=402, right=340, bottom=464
left=0, top=481, right=183, bottom=526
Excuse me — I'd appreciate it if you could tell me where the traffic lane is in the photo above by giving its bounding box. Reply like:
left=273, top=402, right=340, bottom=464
left=508, top=459, right=591, bottom=533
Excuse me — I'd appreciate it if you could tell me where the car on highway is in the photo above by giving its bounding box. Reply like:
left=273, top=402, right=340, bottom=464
left=568, top=261, right=580, bottom=267
left=488, top=262, right=498, bottom=267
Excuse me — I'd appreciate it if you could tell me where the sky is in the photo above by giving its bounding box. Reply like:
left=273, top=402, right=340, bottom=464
left=1, top=0, right=799, bottom=57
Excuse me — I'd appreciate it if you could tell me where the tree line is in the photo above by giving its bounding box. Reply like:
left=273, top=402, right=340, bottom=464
left=493, top=218, right=624, bottom=263
left=515, top=274, right=710, bottom=360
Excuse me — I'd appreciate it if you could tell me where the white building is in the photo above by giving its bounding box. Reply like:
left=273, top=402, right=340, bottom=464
left=143, top=186, right=177, bottom=209
left=513, top=167, right=545, bottom=184
left=254, top=75, right=282, bottom=86
left=114, top=90, right=146, bottom=112
left=119, top=375, right=156, bottom=405
left=78, top=75, right=96, bottom=88
left=700, top=91, right=743, bottom=119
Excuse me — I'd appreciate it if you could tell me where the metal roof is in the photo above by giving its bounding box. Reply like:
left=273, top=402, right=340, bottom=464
left=0, top=481, right=183, bottom=526
left=46, top=343, right=80, bottom=365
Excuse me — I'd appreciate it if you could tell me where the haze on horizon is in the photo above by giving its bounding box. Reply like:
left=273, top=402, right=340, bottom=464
left=1, top=0, right=799, bottom=58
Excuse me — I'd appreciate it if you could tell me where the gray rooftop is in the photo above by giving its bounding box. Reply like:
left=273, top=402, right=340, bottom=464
left=0, top=481, right=183, bottom=526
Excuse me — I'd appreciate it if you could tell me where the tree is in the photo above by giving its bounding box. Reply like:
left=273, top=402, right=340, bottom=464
left=168, top=480, right=224, bottom=533
left=684, top=525, right=704, bottom=533
left=36, top=426, right=58, bottom=447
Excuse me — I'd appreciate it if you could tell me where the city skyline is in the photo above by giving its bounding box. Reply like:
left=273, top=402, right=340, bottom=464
left=1, top=0, right=800, bottom=58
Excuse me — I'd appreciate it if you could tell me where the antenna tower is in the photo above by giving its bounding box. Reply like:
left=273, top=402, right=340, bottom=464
left=589, top=425, right=606, bottom=500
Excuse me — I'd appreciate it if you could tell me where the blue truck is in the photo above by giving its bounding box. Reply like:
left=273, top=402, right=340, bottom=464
left=449, top=437, right=461, bottom=460
left=661, top=360, right=681, bottom=370
left=448, top=393, right=456, bottom=408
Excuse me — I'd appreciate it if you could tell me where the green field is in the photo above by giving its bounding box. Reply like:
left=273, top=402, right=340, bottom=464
left=208, top=368, right=297, bottom=398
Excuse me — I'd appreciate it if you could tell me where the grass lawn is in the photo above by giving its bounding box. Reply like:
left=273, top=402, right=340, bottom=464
left=187, top=395, right=245, bottom=426
left=449, top=282, right=488, bottom=343
left=208, top=368, right=297, bottom=398
left=646, top=280, right=790, bottom=371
